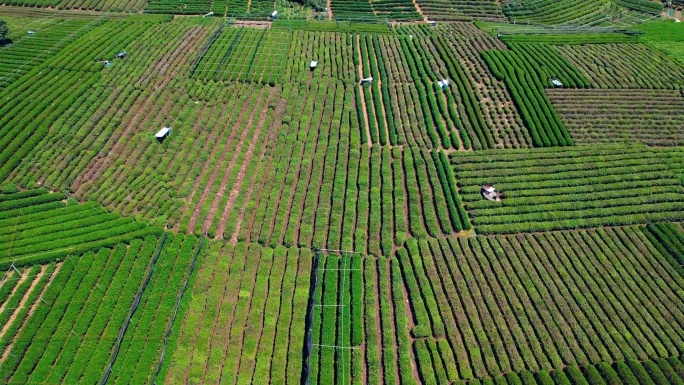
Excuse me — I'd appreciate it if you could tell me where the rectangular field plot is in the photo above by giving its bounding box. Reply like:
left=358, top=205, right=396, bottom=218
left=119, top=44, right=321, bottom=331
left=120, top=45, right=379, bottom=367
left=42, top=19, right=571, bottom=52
left=398, top=231, right=684, bottom=382
left=556, top=43, right=684, bottom=89
left=416, top=0, right=506, bottom=21
left=452, top=145, right=684, bottom=233
left=0, top=234, right=200, bottom=385
left=548, top=89, right=684, bottom=147
left=192, top=26, right=291, bottom=84
left=0, top=18, right=100, bottom=88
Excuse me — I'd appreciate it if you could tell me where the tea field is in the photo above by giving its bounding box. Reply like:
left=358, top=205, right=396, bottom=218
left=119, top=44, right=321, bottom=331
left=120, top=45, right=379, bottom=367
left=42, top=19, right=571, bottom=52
left=0, top=3, right=683, bottom=385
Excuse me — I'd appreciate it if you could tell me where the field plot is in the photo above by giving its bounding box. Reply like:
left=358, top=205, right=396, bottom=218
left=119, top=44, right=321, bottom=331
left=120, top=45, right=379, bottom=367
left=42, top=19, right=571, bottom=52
left=398, top=230, right=684, bottom=382
left=145, top=0, right=211, bottom=14
left=435, top=23, right=529, bottom=149
left=0, top=234, right=201, bottom=385
left=163, top=242, right=310, bottom=385
left=0, top=188, right=161, bottom=267
left=0, top=17, right=101, bottom=88
left=416, top=0, right=505, bottom=21
left=557, top=43, right=684, bottom=89
left=548, top=89, right=684, bottom=146
left=481, top=44, right=575, bottom=147
left=0, top=18, right=160, bottom=182
left=453, top=145, right=684, bottom=233
left=192, top=26, right=290, bottom=84
left=644, top=222, right=684, bottom=274
left=501, top=0, right=611, bottom=25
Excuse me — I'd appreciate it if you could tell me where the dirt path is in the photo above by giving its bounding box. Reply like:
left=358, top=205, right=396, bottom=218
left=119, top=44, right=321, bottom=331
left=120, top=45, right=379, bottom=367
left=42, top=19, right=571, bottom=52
left=215, top=88, right=274, bottom=239
left=0, top=271, right=14, bottom=292
left=412, top=0, right=428, bottom=22
left=0, top=263, right=59, bottom=364
left=203, top=89, right=271, bottom=234
left=187, top=88, right=264, bottom=233
left=327, top=0, right=332, bottom=19
left=356, top=35, right=373, bottom=146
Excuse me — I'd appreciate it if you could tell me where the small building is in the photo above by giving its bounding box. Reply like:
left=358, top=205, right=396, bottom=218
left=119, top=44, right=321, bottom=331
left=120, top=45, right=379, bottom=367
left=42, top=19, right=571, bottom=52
left=429, top=21, right=437, bottom=27
left=155, top=127, right=171, bottom=142
left=551, top=79, right=563, bottom=88
left=310, top=60, right=318, bottom=71
left=437, top=78, right=450, bottom=89
left=27, top=31, right=35, bottom=35
left=271, top=10, right=278, bottom=19
left=203, top=11, right=214, bottom=18
left=115, top=51, right=127, bottom=59
left=481, top=185, right=502, bottom=202
left=360, top=77, right=373, bottom=85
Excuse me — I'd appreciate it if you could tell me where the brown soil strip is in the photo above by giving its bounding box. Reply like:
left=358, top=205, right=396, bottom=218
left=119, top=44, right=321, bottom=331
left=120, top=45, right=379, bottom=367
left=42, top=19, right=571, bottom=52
left=356, top=35, right=373, bottom=146
left=327, top=0, right=332, bottom=19
left=215, top=89, right=273, bottom=239
left=412, top=0, right=428, bottom=22
left=188, top=88, right=264, bottom=233
left=204, top=89, right=272, bottom=234
left=0, top=263, right=60, bottom=364
left=227, top=97, right=285, bottom=244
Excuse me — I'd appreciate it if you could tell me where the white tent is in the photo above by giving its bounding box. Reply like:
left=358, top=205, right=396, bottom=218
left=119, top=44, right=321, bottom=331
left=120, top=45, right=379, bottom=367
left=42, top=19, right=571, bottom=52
left=155, top=127, right=171, bottom=139
left=360, top=77, right=373, bottom=85
left=310, top=60, right=318, bottom=69
left=551, top=79, right=563, bottom=87
left=437, top=79, right=450, bottom=89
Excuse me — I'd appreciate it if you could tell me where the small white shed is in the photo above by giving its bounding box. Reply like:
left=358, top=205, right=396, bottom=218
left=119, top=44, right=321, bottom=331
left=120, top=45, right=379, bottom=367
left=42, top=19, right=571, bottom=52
left=310, top=60, right=318, bottom=70
left=437, top=79, right=450, bottom=89
left=156, top=127, right=171, bottom=141
left=271, top=10, right=278, bottom=19
left=551, top=79, right=563, bottom=87
left=360, top=77, right=373, bottom=85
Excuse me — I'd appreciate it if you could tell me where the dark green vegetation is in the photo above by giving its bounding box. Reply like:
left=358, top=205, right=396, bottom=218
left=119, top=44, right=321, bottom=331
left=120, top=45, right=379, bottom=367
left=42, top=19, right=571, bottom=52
left=453, top=146, right=684, bottom=233
left=1, top=4, right=684, bottom=385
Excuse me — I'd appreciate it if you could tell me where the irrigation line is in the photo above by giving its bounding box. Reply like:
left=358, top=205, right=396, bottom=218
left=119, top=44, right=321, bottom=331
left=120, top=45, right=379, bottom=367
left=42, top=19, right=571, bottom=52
left=100, top=233, right=167, bottom=385
left=149, top=233, right=205, bottom=385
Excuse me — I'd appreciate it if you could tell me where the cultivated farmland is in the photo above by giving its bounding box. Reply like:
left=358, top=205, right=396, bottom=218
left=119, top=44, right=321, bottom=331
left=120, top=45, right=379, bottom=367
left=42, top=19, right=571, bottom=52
left=0, top=5, right=683, bottom=385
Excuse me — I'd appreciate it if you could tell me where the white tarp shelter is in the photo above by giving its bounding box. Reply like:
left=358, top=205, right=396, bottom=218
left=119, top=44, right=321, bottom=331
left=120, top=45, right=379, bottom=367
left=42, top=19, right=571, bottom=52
left=360, top=77, right=373, bottom=85
left=156, top=127, right=171, bottom=139
left=310, top=60, right=318, bottom=69
left=551, top=79, right=563, bottom=87
left=203, top=11, right=214, bottom=18
left=437, top=79, right=450, bottom=89
left=271, top=10, right=278, bottom=19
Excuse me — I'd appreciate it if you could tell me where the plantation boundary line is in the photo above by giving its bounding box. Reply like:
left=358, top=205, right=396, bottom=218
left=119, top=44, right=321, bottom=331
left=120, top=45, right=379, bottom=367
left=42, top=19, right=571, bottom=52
left=100, top=233, right=167, bottom=385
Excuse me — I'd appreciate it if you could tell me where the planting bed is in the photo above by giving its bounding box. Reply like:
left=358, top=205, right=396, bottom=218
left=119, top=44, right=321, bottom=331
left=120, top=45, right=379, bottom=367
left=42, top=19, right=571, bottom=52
left=453, top=145, right=684, bottom=233
left=548, top=89, right=684, bottom=146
